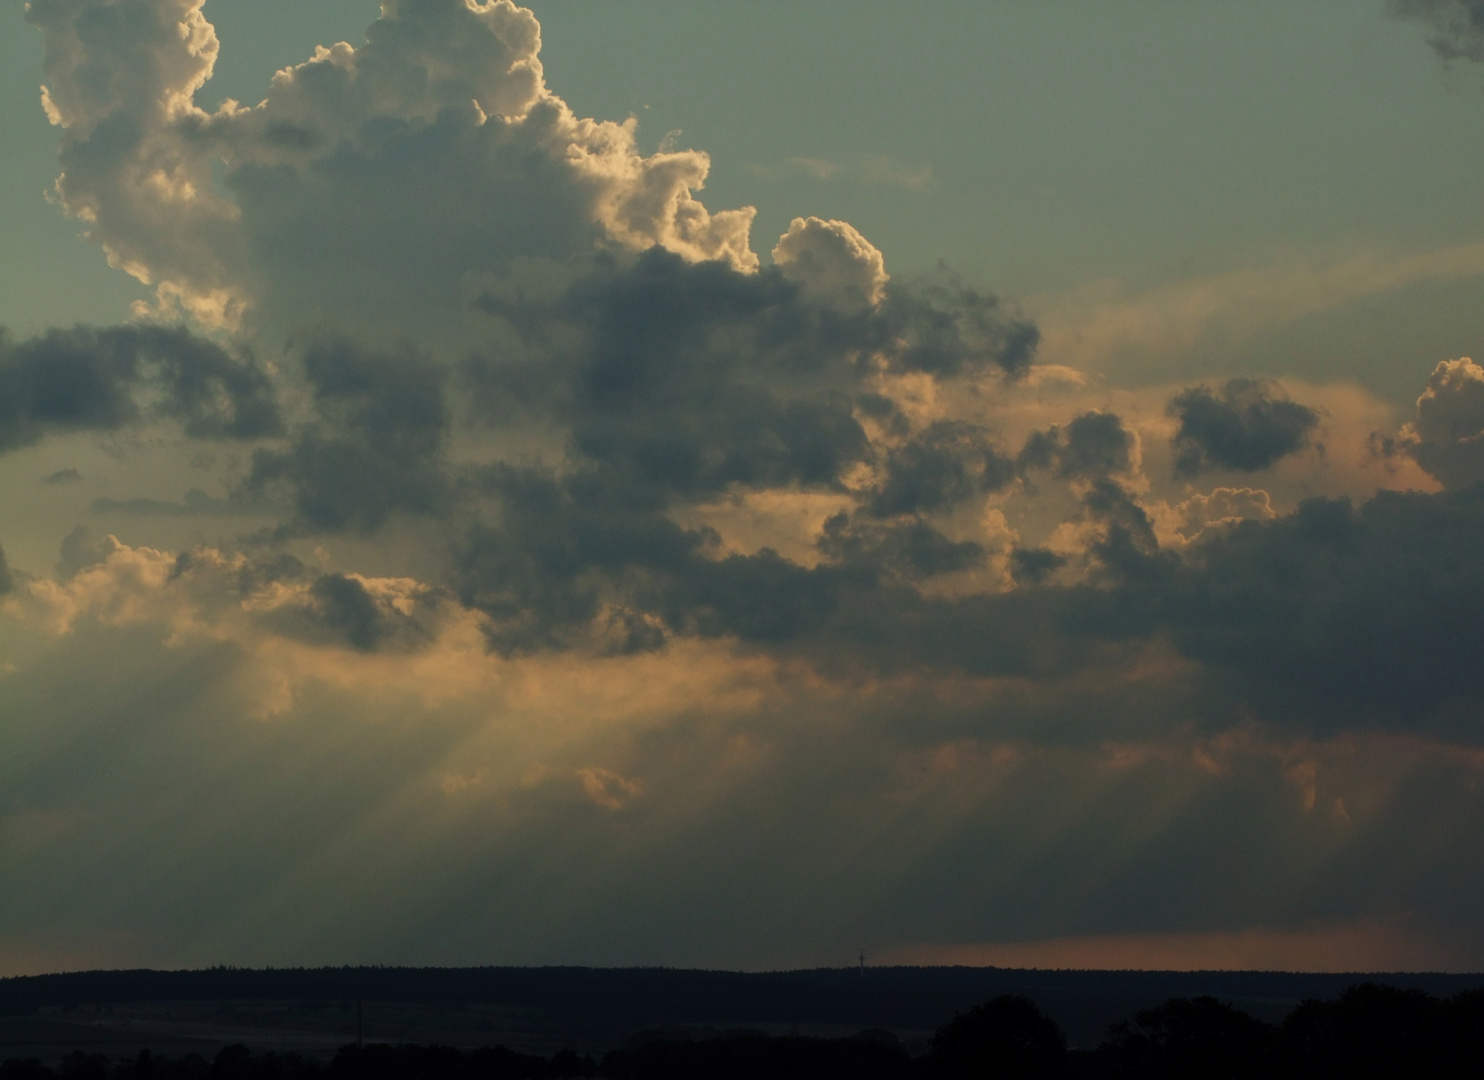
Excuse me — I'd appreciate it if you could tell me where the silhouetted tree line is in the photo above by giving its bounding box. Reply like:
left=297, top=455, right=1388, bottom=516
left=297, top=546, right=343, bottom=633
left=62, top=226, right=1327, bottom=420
left=5, top=982, right=1484, bottom=1080
left=924, top=985, right=1484, bottom=1078
left=7, top=966, right=1479, bottom=1037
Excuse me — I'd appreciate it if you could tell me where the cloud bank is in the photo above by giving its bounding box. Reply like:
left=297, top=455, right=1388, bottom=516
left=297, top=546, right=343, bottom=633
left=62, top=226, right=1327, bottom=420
left=2, top=0, right=1483, bottom=973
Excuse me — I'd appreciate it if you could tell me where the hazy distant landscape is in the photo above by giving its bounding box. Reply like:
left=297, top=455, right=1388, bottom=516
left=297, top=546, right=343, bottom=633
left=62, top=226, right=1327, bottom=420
left=2, top=967, right=1484, bottom=1077
left=4, top=966, right=1484, bottom=1059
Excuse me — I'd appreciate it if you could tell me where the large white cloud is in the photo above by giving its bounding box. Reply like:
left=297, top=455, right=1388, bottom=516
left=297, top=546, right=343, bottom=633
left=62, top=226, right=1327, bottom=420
left=772, top=216, right=888, bottom=311
left=28, top=0, right=757, bottom=334
left=1398, top=356, right=1484, bottom=488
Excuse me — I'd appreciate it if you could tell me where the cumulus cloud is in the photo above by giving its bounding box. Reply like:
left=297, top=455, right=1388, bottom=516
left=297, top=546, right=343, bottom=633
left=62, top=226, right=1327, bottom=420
left=27, top=0, right=758, bottom=334
left=867, top=421, right=1015, bottom=518
left=1173, top=486, right=1276, bottom=540
left=818, top=514, right=985, bottom=581
left=1168, top=378, right=1318, bottom=475
left=9, top=14, right=1446, bottom=712
left=1149, top=487, right=1484, bottom=731
left=452, top=247, right=1037, bottom=655
left=1018, top=411, right=1136, bottom=481
left=15, top=534, right=452, bottom=658
left=772, top=216, right=888, bottom=311
left=1393, top=356, right=1484, bottom=488
left=246, top=336, right=451, bottom=535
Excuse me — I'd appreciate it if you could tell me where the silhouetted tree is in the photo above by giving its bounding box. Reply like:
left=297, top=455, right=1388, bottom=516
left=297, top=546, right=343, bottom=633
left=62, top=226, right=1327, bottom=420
left=1448, top=986, right=1484, bottom=1071
left=12, top=983, right=1484, bottom=1080
left=602, top=1034, right=911, bottom=1080
left=929, top=995, right=1066, bottom=1080
left=466, top=1046, right=550, bottom=1080
left=58, top=1054, right=107, bottom=1080
left=209, top=1046, right=253, bottom=1080
left=0, top=1059, right=53, bottom=1080
left=1280, top=983, right=1445, bottom=1080
left=1098, top=996, right=1272, bottom=1079
left=331, top=1045, right=467, bottom=1080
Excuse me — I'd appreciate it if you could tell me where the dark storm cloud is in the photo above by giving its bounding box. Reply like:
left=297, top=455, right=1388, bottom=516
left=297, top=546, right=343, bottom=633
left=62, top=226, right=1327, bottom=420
left=427, top=249, right=1041, bottom=654
left=308, top=574, right=383, bottom=652
left=0, top=325, right=281, bottom=453
left=168, top=549, right=441, bottom=653
left=1381, top=357, right=1484, bottom=489
left=673, top=548, right=856, bottom=646
left=1080, top=478, right=1173, bottom=585
left=42, top=468, right=82, bottom=485
left=304, top=573, right=426, bottom=653
left=223, top=244, right=1484, bottom=740
left=454, top=464, right=705, bottom=654
left=886, top=483, right=1484, bottom=737
left=456, top=450, right=1484, bottom=738
left=802, top=479, right=1484, bottom=737
left=1153, top=486, right=1484, bottom=732
left=973, top=484, right=1484, bottom=738
left=1393, top=0, right=1484, bottom=61
left=152, top=238, right=1468, bottom=740
left=1017, top=411, right=1134, bottom=480
left=468, top=249, right=1034, bottom=498
left=227, top=97, right=603, bottom=338
left=123, top=248, right=1029, bottom=652
left=867, top=421, right=1016, bottom=518
left=1009, top=546, right=1067, bottom=585
left=246, top=336, right=452, bottom=535
left=1168, top=378, right=1318, bottom=475
left=1060, top=412, right=1135, bottom=479
left=457, top=459, right=1033, bottom=664
left=544, top=250, right=868, bottom=496
left=457, top=476, right=986, bottom=657
left=818, top=513, right=985, bottom=579
left=873, top=273, right=1041, bottom=379
left=0, top=542, right=14, bottom=595
left=453, top=463, right=952, bottom=656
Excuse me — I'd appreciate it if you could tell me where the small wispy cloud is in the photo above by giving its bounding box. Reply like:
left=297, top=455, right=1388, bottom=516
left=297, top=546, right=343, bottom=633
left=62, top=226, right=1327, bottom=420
left=859, top=153, right=933, bottom=191
left=751, top=154, right=933, bottom=191
left=784, top=156, right=840, bottom=181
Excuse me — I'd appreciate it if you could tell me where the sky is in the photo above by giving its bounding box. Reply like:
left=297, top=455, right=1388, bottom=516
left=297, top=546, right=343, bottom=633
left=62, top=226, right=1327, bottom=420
left=4, top=0, right=1484, bottom=976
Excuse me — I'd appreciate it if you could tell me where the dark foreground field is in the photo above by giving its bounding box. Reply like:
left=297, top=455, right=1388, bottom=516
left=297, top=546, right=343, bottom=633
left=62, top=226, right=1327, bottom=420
left=2, top=967, right=1483, bottom=1076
